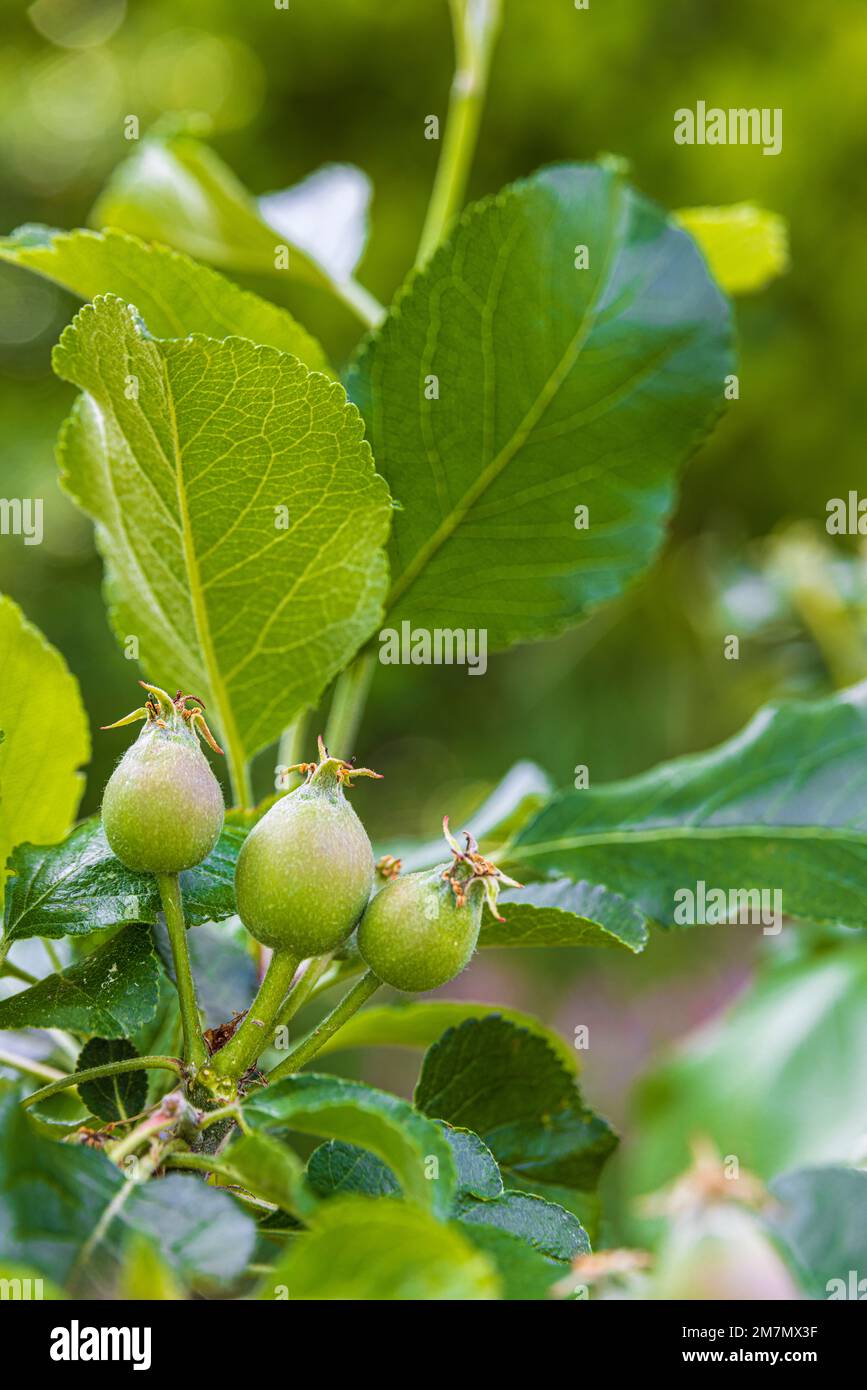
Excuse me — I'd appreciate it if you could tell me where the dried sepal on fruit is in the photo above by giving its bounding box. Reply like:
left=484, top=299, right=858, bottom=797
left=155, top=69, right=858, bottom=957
left=357, top=819, right=523, bottom=993
left=101, top=681, right=225, bottom=874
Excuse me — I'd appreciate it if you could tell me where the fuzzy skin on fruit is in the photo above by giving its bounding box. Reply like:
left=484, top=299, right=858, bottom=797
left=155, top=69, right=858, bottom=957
left=357, top=867, right=482, bottom=992
left=102, top=720, right=224, bottom=873
left=235, top=782, right=375, bottom=955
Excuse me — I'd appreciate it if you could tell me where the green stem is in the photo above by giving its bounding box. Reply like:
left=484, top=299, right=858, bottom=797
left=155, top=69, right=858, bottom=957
left=276, top=953, right=334, bottom=1030
left=1, top=960, right=38, bottom=985
left=416, top=0, right=502, bottom=267
left=269, top=969, right=381, bottom=1082
left=212, top=949, right=300, bottom=1079
left=0, top=936, right=11, bottom=971
left=155, top=872, right=207, bottom=1069
left=43, top=938, right=62, bottom=973
left=0, top=1048, right=65, bottom=1084
left=196, top=1101, right=250, bottom=1133
left=21, top=1055, right=183, bottom=1108
left=164, top=1151, right=218, bottom=1175
left=324, top=651, right=376, bottom=756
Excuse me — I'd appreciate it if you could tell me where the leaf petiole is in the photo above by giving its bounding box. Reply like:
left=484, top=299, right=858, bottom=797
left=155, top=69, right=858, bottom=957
left=21, top=1054, right=183, bottom=1108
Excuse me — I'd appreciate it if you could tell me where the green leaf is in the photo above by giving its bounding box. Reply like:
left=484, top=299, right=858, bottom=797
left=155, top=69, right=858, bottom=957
left=242, top=1072, right=457, bottom=1218
left=306, top=1121, right=502, bottom=1205
left=75, top=1038, right=147, bottom=1121
left=441, top=1123, right=504, bottom=1200
left=90, top=131, right=381, bottom=323
left=767, top=1167, right=867, bottom=1299
left=52, top=295, right=391, bottom=795
left=0, top=596, right=89, bottom=911
left=3, top=816, right=242, bottom=942
left=0, top=1091, right=255, bottom=1292
left=456, top=1190, right=589, bottom=1300
left=307, top=1141, right=401, bottom=1200
left=415, top=1016, right=616, bottom=1194
left=314, top=999, right=580, bottom=1074
left=488, top=879, right=649, bottom=952
left=257, top=1195, right=499, bottom=1300
left=0, top=225, right=329, bottom=374
left=0, top=926, right=159, bottom=1037
left=627, top=936, right=867, bottom=1197
left=219, top=1132, right=308, bottom=1215
left=673, top=203, right=789, bottom=295
left=384, top=759, right=552, bottom=872
left=508, top=681, right=867, bottom=927
left=347, top=162, right=733, bottom=647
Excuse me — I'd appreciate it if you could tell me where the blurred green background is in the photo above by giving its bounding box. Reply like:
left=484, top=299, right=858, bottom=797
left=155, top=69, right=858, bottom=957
left=1, top=0, right=865, bottom=1240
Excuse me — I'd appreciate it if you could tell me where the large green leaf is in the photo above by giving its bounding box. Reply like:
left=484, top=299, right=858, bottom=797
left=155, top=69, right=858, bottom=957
left=257, top=1195, right=499, bottom=1300
left=242, top=1073, right=457, bottom=1219
left=3, top=816, right=242, bottom=943
left=627, top=935, right=867, bottom=1200
left=0, top=1091, right=255, bottom=1293
left=767, top=1167, right=867, bottom=1299
left=52, top=295, right=391, bottom=796
left=489, top=879, right=649, bottom=952
left=0, top=597, right=89, bottom=911
left=508, top=682, right=867, bottom=927
left=347, top=162, right=732, bottom=647
left=315, top=999, right=579, bottom=1073
left=415, top=1016, right=616, bottom=1194
left=0, top=926, right=159, bottom=1037
left=0, top=225, right=329, bottom=373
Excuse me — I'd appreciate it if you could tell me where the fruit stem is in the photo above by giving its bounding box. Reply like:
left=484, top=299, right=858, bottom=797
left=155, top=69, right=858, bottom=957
left=155, top=873, right=208, bottom=1070
left=21, top=1055, right=184, bottom=1109
left=211, top=949, right=301, bottom=1079
left=324, top=651, right=376, bottom=756
left=276, top=952, right=335, bottom=1030
left=268, top=968, right=381, bottom=1082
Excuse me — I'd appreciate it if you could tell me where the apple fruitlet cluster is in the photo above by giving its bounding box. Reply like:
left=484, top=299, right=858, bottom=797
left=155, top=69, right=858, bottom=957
left=102, top=686, right=521, bottom=995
